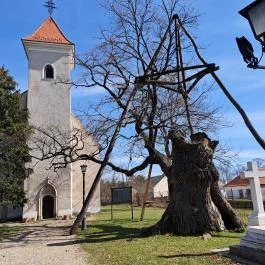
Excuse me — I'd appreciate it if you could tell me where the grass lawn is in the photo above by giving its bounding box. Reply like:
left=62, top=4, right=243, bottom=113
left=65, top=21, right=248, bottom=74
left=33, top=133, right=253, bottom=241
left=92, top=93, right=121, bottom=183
left=80, top=206, right=252, bottom=265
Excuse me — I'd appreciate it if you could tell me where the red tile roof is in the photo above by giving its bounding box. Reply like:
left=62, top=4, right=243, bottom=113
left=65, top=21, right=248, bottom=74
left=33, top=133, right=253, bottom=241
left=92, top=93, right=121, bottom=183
left=23, top=17, right=73, bottom=45
left=225, top=173, right=265, bottom=188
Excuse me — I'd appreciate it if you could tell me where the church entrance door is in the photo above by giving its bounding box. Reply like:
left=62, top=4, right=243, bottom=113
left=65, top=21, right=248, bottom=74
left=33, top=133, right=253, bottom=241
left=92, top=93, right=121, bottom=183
left=42, top=195, right=54, bottom=219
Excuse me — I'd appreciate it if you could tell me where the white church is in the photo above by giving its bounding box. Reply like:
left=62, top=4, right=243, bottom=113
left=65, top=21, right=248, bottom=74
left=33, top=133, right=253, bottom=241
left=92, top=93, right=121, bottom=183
left=0, top=15, right=101, bottom=221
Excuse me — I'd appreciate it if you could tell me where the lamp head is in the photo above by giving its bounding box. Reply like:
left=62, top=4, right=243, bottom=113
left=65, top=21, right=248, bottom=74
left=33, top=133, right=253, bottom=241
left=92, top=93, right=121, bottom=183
left=239, top=0, right=265, bottom=45
left=80, top=164, right=88, bottom=174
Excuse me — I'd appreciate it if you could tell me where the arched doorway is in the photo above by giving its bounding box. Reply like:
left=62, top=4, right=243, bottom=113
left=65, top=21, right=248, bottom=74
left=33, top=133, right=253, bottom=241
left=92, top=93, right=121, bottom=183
left=42, top=195, right=54, bottom=219
left=39, top=183, right=57, bottom=219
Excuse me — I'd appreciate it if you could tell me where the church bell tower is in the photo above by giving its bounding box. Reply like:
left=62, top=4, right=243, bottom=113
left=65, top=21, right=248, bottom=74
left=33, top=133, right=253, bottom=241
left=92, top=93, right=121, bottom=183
left=21, top=15, right=75, bottom=220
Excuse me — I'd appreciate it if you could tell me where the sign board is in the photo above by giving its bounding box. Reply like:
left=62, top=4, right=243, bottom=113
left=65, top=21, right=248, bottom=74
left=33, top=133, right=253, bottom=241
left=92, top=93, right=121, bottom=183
left=111, top=186, right=132, bottom=205
left=110, top=186, right=133, bottom=220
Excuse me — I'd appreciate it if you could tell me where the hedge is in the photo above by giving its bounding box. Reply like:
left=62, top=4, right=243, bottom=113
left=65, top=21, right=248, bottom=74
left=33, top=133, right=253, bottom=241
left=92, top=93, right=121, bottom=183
left=228, top=199, right=255, bottom=209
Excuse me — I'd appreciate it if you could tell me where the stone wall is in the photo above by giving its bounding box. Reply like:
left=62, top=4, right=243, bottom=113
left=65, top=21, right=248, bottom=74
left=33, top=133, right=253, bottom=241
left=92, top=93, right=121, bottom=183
left=0, top=206, right=22, bottom=220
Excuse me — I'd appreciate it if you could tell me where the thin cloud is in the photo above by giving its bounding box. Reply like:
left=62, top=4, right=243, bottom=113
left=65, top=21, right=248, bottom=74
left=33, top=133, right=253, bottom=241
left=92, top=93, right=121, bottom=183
left=238, top=149, right=265, bottom=160
left=71, top=86, right=106, bottom=97
left=223, top=112, right=265, bottom=125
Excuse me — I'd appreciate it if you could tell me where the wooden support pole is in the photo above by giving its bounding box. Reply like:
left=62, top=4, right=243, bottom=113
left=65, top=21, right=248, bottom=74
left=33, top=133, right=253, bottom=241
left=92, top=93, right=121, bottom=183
left=70, top=88, right=137, bottom=235
left=111, top=188, right=113, bottom=220
left=140, top=163, right=153, bottom=221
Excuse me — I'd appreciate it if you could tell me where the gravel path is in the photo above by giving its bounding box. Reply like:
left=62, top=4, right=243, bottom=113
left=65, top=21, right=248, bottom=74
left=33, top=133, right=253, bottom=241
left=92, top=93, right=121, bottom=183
left=0, top=220, right=89, bottom=265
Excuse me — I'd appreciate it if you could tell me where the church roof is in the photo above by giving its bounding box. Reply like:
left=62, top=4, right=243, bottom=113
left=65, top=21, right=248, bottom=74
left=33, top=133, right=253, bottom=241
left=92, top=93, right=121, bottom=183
left=23, top=17, right=73, bottom=45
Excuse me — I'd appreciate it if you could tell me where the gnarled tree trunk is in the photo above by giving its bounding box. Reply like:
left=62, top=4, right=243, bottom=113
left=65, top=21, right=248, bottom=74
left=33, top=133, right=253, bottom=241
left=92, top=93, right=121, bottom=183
left=209, top=165, right=244, bottom=231
left=145, top=132, right=244, bottom=235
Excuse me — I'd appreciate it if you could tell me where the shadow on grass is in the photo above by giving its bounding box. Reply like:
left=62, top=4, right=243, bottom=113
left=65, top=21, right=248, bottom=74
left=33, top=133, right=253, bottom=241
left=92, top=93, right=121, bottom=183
left=47, top=223, right=145, bottom=247
left=158, top=252, right=216, bottom=258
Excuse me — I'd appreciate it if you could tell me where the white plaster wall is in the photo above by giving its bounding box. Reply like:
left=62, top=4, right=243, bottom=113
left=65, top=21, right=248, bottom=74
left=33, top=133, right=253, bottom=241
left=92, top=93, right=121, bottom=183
left=225, top=186, right=265, bottom=201
left=225, top=186, right=251, bottom=199
left=261, top=187, right=265, bottom=200
left=71, top=116, right=101, bottom=214
left=226, top=189, right=240, bottom=199
left=153, top=176, right=169, bottom=198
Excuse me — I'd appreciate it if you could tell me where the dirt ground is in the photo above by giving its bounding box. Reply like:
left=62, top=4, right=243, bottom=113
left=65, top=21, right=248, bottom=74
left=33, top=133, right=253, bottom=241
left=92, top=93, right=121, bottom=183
left=0, top=219, right=89, bottom=265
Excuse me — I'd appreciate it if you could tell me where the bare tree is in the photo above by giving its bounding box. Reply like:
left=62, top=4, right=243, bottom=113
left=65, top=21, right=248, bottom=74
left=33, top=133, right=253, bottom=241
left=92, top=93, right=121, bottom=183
left=253, top=158, right=265, bottom=168
left=33, top=0, right=247, bottom=235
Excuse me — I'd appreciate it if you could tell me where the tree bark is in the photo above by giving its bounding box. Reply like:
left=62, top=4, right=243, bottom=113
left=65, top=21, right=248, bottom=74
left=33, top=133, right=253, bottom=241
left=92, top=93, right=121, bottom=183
left=145, top=132, right=225, bottom=235
left=209, top=164, right=244, bottom=231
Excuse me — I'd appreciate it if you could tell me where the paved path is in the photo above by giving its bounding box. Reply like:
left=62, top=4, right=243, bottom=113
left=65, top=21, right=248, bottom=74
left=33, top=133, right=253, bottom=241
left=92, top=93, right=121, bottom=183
left=0, top=220, right=89, bottom=265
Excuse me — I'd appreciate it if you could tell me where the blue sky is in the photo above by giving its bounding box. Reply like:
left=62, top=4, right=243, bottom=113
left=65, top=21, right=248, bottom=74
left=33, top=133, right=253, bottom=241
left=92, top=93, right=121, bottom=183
left=1, top=0, right=265, bottom=176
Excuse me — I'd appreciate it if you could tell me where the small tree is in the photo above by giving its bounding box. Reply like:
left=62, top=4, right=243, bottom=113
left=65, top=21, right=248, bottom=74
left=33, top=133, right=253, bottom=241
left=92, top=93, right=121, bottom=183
left=100, top=179, right=113, bottom=204
left=0, top=66, right=31, bottom=206
left=253, top=158, right=265, bottom=168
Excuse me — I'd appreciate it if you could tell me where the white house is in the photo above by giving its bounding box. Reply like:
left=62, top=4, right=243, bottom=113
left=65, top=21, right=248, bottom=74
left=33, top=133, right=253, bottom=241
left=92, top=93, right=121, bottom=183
left=148, top=176, right=227, bottom=200
left=224, top=172, right=265, bottom=200
left=147, top=175, right=168, bottom=199
left=152, top=175, right=168, bottom=198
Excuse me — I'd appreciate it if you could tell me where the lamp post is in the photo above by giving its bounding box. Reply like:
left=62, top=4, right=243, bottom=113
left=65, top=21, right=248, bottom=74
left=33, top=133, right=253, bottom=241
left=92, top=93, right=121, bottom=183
left=80, top=164, right=87, bottom=230
left=237, top=0, right=265, bottom=69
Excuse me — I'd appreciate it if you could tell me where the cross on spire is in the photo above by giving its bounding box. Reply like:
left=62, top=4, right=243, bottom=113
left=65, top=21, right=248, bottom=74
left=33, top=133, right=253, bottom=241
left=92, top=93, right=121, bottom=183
left=44, top=0, right=57, bottom=16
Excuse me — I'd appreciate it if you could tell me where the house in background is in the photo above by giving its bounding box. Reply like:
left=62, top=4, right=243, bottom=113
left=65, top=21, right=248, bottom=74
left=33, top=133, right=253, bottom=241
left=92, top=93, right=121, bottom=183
left=148, top=175, right=168, bottom=200
left=147, top=176, right=227, bottom=201
left=224, top=175, right=265, bottom=200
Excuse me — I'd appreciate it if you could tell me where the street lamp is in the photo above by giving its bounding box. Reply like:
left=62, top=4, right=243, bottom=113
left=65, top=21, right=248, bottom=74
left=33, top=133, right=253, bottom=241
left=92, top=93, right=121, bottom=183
left=237, top=0, right=265, bottom=69
left=80, top=164, right=87, bottom=230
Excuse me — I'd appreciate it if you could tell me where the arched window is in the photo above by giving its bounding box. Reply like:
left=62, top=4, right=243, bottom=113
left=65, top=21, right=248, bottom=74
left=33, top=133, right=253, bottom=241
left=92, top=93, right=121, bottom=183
left=44, top=64, right=54, bottom=79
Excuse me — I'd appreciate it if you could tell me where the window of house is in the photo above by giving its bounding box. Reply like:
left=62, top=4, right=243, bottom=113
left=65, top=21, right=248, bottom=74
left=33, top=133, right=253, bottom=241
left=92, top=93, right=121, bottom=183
left=44, top=65, right=54, bottom=79
left=239, top=190, right=244, bottom=199
left=246, top=189, right=251, bottom=199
